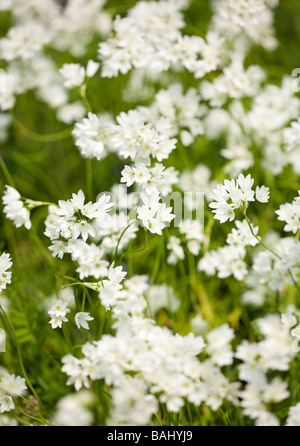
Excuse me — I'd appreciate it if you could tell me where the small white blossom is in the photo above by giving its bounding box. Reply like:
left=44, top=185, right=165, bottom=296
left=275, top=191, right=300, bottom=234
left=59, top=63, right=86, bottom=88
left=209, top=174, right=268, bottom=223
left=2, top=185, right=31, bottom=230
left=255, top=185, right=270, bottom=203
left=86, top=60, right=100, bottom=78
left=0, top=252, right=12, bottom=292
left=75, top=312, right=94, bottom=330
left=48, top=299, right=71, bottom=329
left=0, top=393, right=14, bottom=413
left=0, top=374, right=27, bottom=397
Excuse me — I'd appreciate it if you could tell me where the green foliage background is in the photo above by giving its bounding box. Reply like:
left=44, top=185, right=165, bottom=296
left=0, top=0, right=300, bottom=425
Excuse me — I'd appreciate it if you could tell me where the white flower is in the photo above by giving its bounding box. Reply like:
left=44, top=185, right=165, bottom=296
left=198, top=244, right=248, bottom=281
left=98, top=1, right=186, bottom=77
left=59, top=63, right=85, bottom=88
left=56, top=102, right=86, bottom=125
left=252, top=237, right=300, bottom=291
left=2, top=185, right=31, bottom=230
left=255, top=185, right=270, bottom=203
left=137, top=192, right=175, bottom=235
left=49, top=240, right=68, bottom=259
left=0, top=252, right=12, bottom=292
left=51, top=390, right=95, bottom=426
left=146, top=284, right=180, bottom=314
left=286, top=403, right=300, bottom=426
left=109, top=110, right=176, bottom=163
left=67, top=239, right=109, bottom=280
left=206, top=323, right=234, bottom=366
left=48, top=299, right=71, bottom=329
left=75, top=312, right=94, bottom=330
left=291, top=325, right=300, bottom=340
left=48, top=190, right=113, bottom=243
left=283, top=118, right=300, bottom=152
left=262, top=378, right=290, bottom=404
left=0, top=374, right=27, bottom=397
left=72, top=112, right=113, bottom=161
left=0, top=21, right=51, bottom=62
left=167, top=236, right=184, bottom=264
left=86, top=60, right=100, bottom=78
left=0, top=393, right=14, bottom=413
left=209, top=0, right=277, bottom=51
left=281, top=313, right=297, bottom=329
left=209, top=200, right=236, bottom=224
left=209, top=174, right=268, bottom=223
left=226, top=219, right=259, bottom=247
left=275, top=191, right=300, bottom=234
left=121, top=164, right=151, bottom=187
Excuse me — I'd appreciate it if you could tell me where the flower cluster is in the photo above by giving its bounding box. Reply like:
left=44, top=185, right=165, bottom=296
left=0, top=370, right=27, bottom=414
left=209, top=174, right=269, bottom=223
left=72, top=112, right=113, bottom=161
left=275, top=190, right=300, bottom=234
left=236, top=313, right=295, bottom=426
left=48, top=299, right=71, bottom=329
left=51, top=390, right=95, bottom=426
left=210, top=0, right=278, bottom=50
left=45, top=190, right=113, bottom=258
left=2, top=186, right=32, bottom=230
left=0, top=0, right=300, bottom=429
left=252, top=237, right=300, bottom=291
left=61, top=275, right=239, bottom=423
left=59, top=60, right=99, bottom=89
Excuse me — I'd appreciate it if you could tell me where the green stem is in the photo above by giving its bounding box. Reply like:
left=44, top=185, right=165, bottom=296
left=118, top=228, right=148, bottom=265
left=82, top=287, right=87, bottom=312
left=186, top=402, right=194, bottom=426
left=25, top=200, right=54, bottom=210
left=0, top=305, right=40, bottom=402
left=86, top=158, right=93, bottom=201
left=62, top=275, right=78, bottom=283
left=14, top=399, right=48, bottom=426
left=187, top=250, right=198, bottom=310
left=14, top=415, right=32, bottom=426
left=78, top=84, right=92, bottom=113
left=150, top=237, right=163, bottom=285
left=154, top=413, right=163, bottom=426
left=113, top=220, right=139, bottom=262
left=127, top=239, right=134, bottom=277
left=243, top=213, right=281, bottom=260
left=62, top=323, right=73, bottom=353
left=0, top=154, right=15, bottom=187
left=19, top=395, right=49, bottom=425
left=13, top=117, right=72, bottom=143
left=243, top=212, right=300, bottom=296
left=62, top=281, right=97, bottom=292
